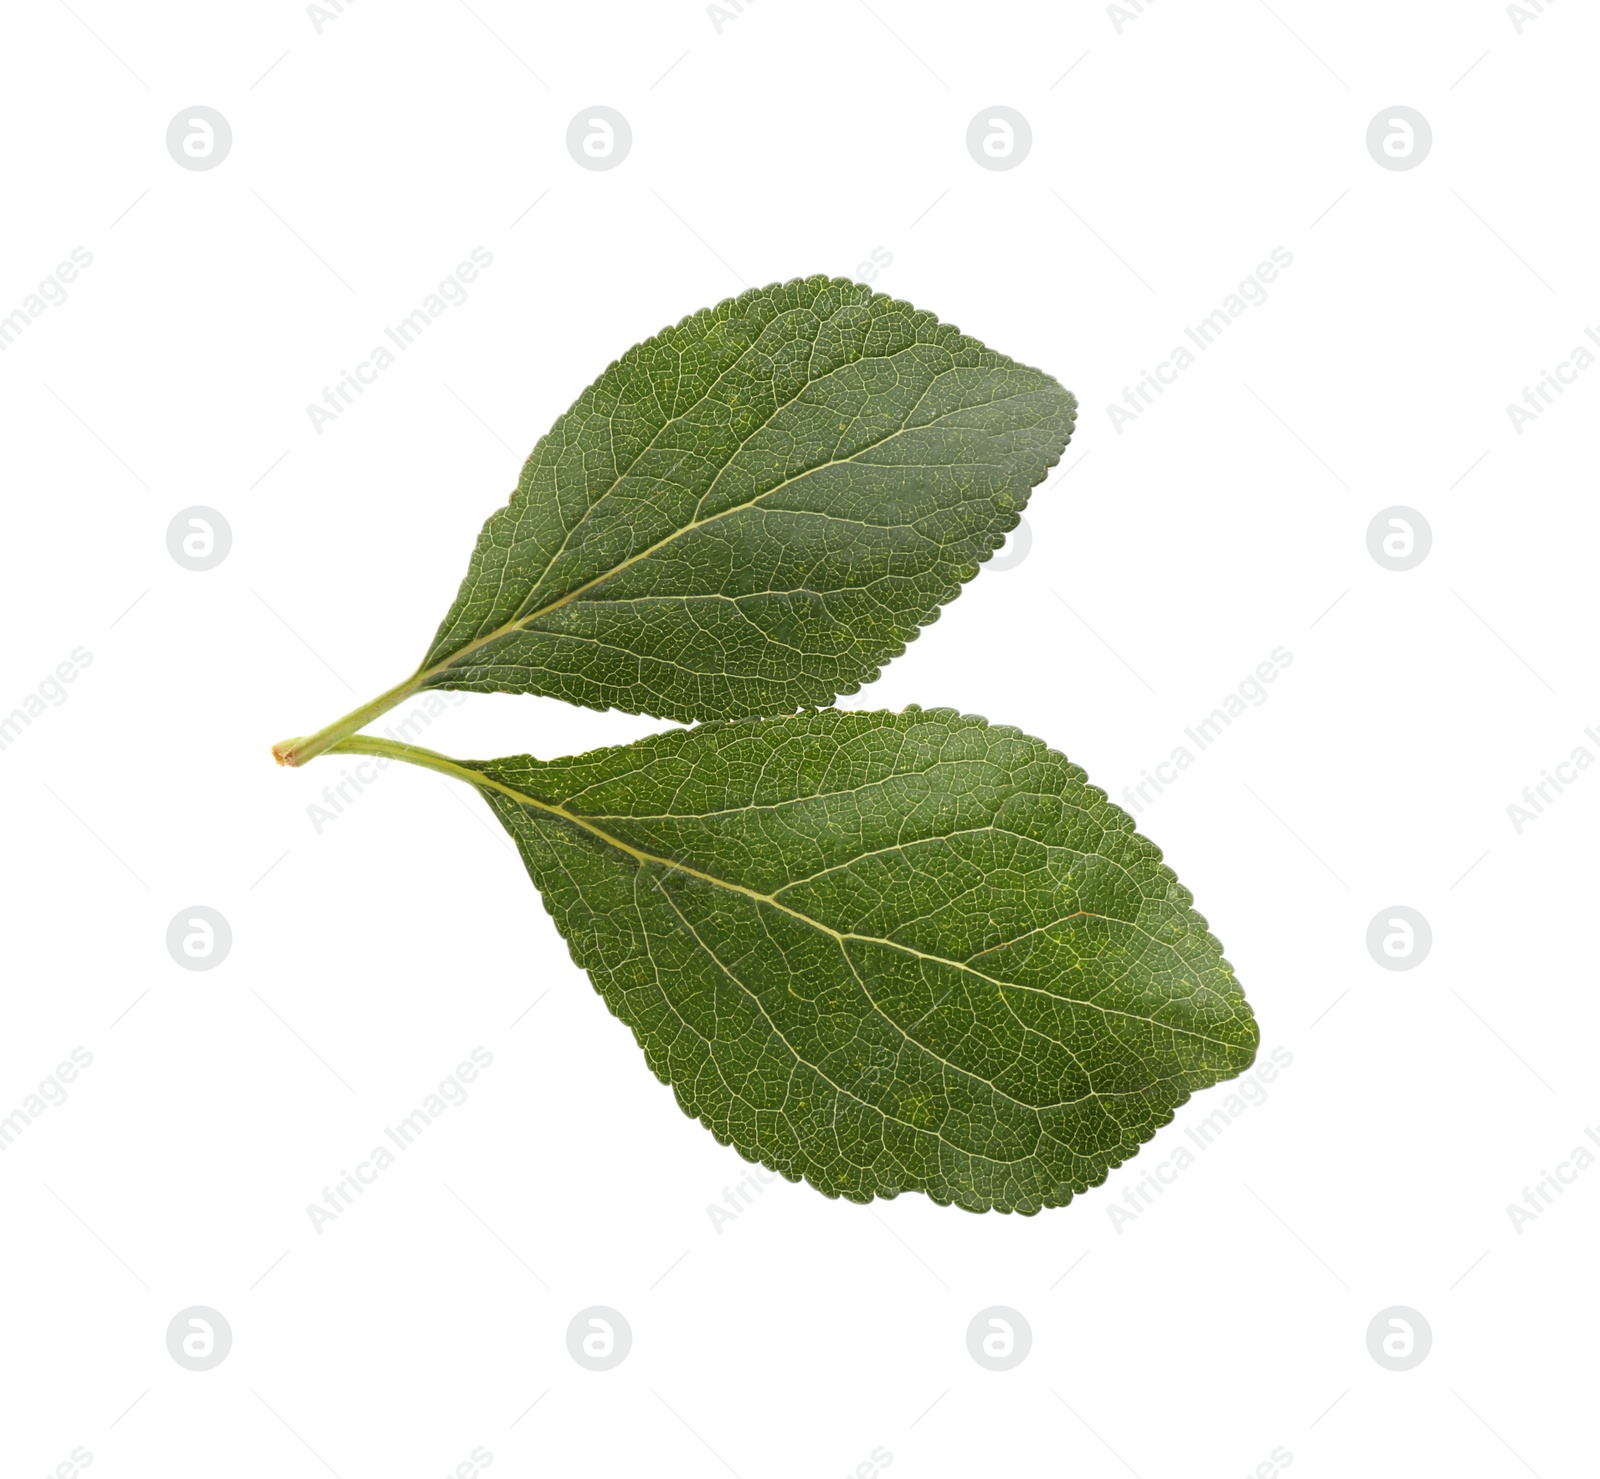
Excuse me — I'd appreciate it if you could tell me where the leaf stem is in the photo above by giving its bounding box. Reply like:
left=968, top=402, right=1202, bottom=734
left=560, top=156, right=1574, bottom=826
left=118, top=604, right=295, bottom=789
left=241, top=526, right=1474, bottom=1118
left=326, top=735, right=656, bottom=869
left=324, top=735, right=598, bottom=848
left=327, top=732, right=637, bottom=854
left=326, top=733, right=492, bottom=787
left=271, top=674, right=423, bottom=767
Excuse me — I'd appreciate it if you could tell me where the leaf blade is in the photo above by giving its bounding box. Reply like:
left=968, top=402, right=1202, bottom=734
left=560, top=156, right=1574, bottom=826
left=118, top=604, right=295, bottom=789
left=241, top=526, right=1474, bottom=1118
left=419, top=276, right=1076, bottom=720
left=465, top=708, right=1257, bottom=1213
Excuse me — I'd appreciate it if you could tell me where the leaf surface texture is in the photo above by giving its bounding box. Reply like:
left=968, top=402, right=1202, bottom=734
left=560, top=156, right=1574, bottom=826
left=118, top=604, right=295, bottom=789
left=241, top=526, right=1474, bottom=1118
left=468, top=707, right=1257, bottom=1212
left=420, top=276, right=1077, bottom=720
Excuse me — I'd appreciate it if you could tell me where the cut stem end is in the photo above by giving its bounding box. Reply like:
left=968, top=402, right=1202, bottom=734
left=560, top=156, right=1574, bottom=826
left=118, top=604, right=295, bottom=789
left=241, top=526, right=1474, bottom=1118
left=268, top=673, right=423, bottom=771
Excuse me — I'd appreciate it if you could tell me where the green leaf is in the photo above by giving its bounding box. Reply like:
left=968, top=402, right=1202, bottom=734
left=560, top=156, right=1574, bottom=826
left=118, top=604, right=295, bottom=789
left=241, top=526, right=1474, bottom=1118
left=275, top=277, right=1074, bottom=767
left=422, top=275, right=1074, bottom=719
left=426, top=707, right=1256, bottom=1214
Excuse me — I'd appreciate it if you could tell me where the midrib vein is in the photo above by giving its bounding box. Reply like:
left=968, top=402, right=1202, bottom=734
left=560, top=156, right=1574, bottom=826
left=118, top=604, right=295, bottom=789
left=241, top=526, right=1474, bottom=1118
left=418, top=380, right=1043, bottom=686
left=455, top=761, right=1243, bottom=1053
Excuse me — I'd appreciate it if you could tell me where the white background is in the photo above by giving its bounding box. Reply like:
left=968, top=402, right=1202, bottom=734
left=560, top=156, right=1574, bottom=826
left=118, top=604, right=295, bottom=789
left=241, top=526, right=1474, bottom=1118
left=2, top=1, right=1596, bottom=1475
